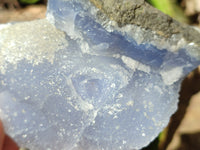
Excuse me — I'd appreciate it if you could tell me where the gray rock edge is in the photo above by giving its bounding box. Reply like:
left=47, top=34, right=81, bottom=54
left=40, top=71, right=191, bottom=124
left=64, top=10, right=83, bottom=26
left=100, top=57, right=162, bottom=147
left=89, top=0, right=200, bottom=59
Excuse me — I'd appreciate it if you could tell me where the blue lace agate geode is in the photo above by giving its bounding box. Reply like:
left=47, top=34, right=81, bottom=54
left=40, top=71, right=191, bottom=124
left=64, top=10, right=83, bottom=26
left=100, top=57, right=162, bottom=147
left=0, top=0, right=200, bottom=150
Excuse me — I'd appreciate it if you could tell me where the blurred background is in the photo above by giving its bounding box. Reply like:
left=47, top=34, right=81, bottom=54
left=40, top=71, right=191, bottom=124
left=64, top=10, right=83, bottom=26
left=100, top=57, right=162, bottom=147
left=0, top=0, right=200, bottom=150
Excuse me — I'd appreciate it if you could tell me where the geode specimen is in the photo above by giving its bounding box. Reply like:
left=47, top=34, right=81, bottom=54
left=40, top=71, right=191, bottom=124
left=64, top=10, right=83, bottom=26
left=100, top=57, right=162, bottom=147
left=0, top=0, right=200, bottom=150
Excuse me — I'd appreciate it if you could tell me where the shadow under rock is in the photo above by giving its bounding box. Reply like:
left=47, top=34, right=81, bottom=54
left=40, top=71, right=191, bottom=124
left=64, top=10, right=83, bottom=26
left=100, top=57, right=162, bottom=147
left=178, top=132, right=200, bottom=150
left=159, top=67, right=200, bottom=150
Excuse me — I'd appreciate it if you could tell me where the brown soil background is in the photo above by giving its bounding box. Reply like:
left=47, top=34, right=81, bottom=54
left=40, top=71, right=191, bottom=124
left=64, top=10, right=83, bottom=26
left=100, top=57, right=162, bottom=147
left=0, top=1, right=200, bottom=150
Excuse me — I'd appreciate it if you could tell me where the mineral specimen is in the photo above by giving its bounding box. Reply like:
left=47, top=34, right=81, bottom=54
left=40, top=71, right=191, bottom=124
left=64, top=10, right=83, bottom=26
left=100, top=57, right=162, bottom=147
left=0, top=0, right=200, bottom=150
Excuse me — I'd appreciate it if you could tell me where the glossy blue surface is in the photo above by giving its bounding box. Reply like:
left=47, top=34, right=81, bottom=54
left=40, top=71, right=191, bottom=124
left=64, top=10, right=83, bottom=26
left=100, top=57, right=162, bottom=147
left=0, top=0, right=199, bottom=149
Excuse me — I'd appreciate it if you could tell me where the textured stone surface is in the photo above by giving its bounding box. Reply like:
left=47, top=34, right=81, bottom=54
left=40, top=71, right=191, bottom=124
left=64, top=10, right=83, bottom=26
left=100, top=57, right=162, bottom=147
left=90, top=0, right=200, bottom=56
left=0, top=0, right=200, bottom=150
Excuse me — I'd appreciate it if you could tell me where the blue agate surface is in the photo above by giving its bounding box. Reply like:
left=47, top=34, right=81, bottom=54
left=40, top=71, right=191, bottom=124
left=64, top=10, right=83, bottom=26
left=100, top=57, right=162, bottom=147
left=0, top=0, right=200, bottom=150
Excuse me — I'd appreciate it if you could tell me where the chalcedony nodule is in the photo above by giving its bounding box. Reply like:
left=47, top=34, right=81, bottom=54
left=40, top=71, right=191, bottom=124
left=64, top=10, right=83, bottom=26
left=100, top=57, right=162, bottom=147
left=0, top=0, right=200, bottom=149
